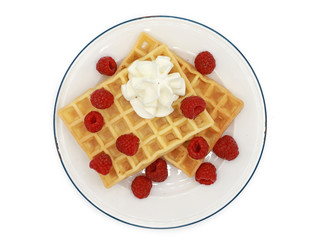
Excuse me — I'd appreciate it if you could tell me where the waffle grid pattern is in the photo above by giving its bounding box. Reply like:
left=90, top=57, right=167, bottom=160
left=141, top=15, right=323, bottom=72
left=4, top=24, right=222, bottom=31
left=118, top=32, right=244, bottom=177
left=58, top=43, right=214, bottom=188
left=163, top=56, right=244, bottom=177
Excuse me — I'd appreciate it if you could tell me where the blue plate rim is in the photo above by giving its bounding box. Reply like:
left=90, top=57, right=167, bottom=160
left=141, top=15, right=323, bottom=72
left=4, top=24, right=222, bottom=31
left=53, top=15, right=267, bottom=229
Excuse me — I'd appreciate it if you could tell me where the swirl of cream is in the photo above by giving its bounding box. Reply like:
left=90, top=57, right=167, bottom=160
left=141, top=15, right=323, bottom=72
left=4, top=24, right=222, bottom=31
left=121, top=56, right=186, bottom=119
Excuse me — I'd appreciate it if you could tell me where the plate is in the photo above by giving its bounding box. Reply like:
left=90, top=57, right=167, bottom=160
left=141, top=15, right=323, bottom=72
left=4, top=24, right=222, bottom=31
left=53, top=16, right=267, bottom=229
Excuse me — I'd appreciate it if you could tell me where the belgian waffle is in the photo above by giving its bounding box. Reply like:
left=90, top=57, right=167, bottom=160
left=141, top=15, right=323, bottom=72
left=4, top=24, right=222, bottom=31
left=58, top=43, right=214, bottom=188
left=164, top=56, right=244, bottom=177
left=119, top=32, right=244, bottom=177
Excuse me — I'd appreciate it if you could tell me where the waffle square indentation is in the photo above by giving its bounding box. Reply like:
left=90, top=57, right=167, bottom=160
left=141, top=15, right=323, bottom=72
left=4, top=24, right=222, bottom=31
left=182, top=68, right=197, bottom=82
left=177, top=120, right=195, bottom=138
left=113, top=119, right=130, bottom=136
left=72, top=122, right=90, bottom=139
left=167, top=108, right=183, bottom=123
left=167, top=146, right=186, bottom=163
left=147, top=138, right=162, bottom=154
left=61, top=106, right=80, bottom=124
left=82, top=136, right=101, bottom=154
left=117, top=95, right=132, bottom=112
left=208, top=87, right=225, bottom=105
left=222, top=96, right=238, bottom=113
left=116, top=157, right=133, bottom=175
left=107, top=144, right=121, bottom=159
left=126, top=111, right=145, bottom=128
left=152, top=117, right=171, bottom=132
left=192, top=112, right=210, bottom=129
left=160, top=129, right=180, bottom=144
left=132, top=148, right=148, bottom=165
left=181, top=157, right=201, bottom=174
left=213, top=111, right=229, bottom=130
left=205, top=100, right=215, bottom=115
left=137, top=123, right=154, bottom=141
left=201, top=127, right=220, bottom=146
left=192, top=78, right=210, bottom=96
left=97, top=127, right=114, bottom=145
left=107, top=77, right=124, bottom=96
left=103, top=103, right=120, bottom=122
left=76, top=97, right=93, bottom=116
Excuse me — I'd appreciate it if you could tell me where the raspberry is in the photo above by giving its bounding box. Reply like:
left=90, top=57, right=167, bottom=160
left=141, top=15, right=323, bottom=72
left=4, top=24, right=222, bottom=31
left=145, top=158, right=168, bottom=182
left=131, top=175, right=152, bottom=199
left=90, top=88, right=114, bottom=109
left=116, top=133, right=140, bottom=156
left=187, top=136, right=209, bottom=160
left=180, top=96, right=206, bottom=119
left=89, top=152, right=112, bottom=175
left=84, top=111, right=104, bottom=133
left=213, top=135, right=239, bottom=160
left=195, top=162, right=217, bottom=185
left=194, top=51, right=216, bottom=75
left=96, top=56, right=117, bottom=76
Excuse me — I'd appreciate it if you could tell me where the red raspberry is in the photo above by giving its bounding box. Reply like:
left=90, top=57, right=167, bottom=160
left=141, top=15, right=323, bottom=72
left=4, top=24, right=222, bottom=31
left=96, top=56, right=117, bottom=76
left=180, top=96, right=206, bottom=119
left=195, top=162, right=217, bottom=185
left=116, top=133, right=140, bottom=156
left=145, top=158, right=168, bottom=182
left=213, top=135, right=239, bottom=160
left=131, top=175, right=152, bottom=199
left=187, top=136, right=209, bottom=160
left=90, top=88, right=114, bottom=109
left=84, top=111, right=104, bottom=133
left=194, top=51, right=216, bottom=75
left=89, top=152, right=112, bottom=175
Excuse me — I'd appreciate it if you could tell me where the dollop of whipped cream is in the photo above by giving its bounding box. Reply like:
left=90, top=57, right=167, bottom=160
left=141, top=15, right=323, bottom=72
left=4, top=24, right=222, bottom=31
left=121, top=56, right=186, bottom=119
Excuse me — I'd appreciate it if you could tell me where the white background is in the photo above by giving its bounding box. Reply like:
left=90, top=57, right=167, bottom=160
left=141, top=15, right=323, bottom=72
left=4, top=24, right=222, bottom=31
left=1, top=0, right=331, bottom=239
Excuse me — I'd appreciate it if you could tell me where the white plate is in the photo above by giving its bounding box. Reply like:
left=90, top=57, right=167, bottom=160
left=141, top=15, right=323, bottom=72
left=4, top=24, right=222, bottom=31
left=53, top=16, right=267, bottom=229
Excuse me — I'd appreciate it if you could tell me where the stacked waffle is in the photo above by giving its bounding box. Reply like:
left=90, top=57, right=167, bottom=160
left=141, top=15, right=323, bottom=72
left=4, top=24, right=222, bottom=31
left=164, top=55, right=243, bottom=177
left=119, top=33, right=244, bottom=177
left=58, top=32, right=243, bottom=188
left=58, top=40, right=214, bottom=188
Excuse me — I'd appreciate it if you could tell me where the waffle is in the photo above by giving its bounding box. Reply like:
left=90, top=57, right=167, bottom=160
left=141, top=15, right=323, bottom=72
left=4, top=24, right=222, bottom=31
left=58, top=43, right=214, bottom=188
left=119, top=32, right=244, bottom=177
left=164, top=56, right=244, bottom=177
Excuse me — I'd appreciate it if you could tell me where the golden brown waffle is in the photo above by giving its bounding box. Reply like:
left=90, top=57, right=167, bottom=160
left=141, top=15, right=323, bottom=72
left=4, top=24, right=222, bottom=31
left=58, top=43, right=214, bottom=188
left=164, top=56, right=244, bottom=177
left=119, top=32, right=244, bottom=177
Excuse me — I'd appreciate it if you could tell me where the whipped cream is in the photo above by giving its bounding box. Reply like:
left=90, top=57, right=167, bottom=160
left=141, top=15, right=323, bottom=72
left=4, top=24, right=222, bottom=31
left=121, top=56, right=186, bottom=119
